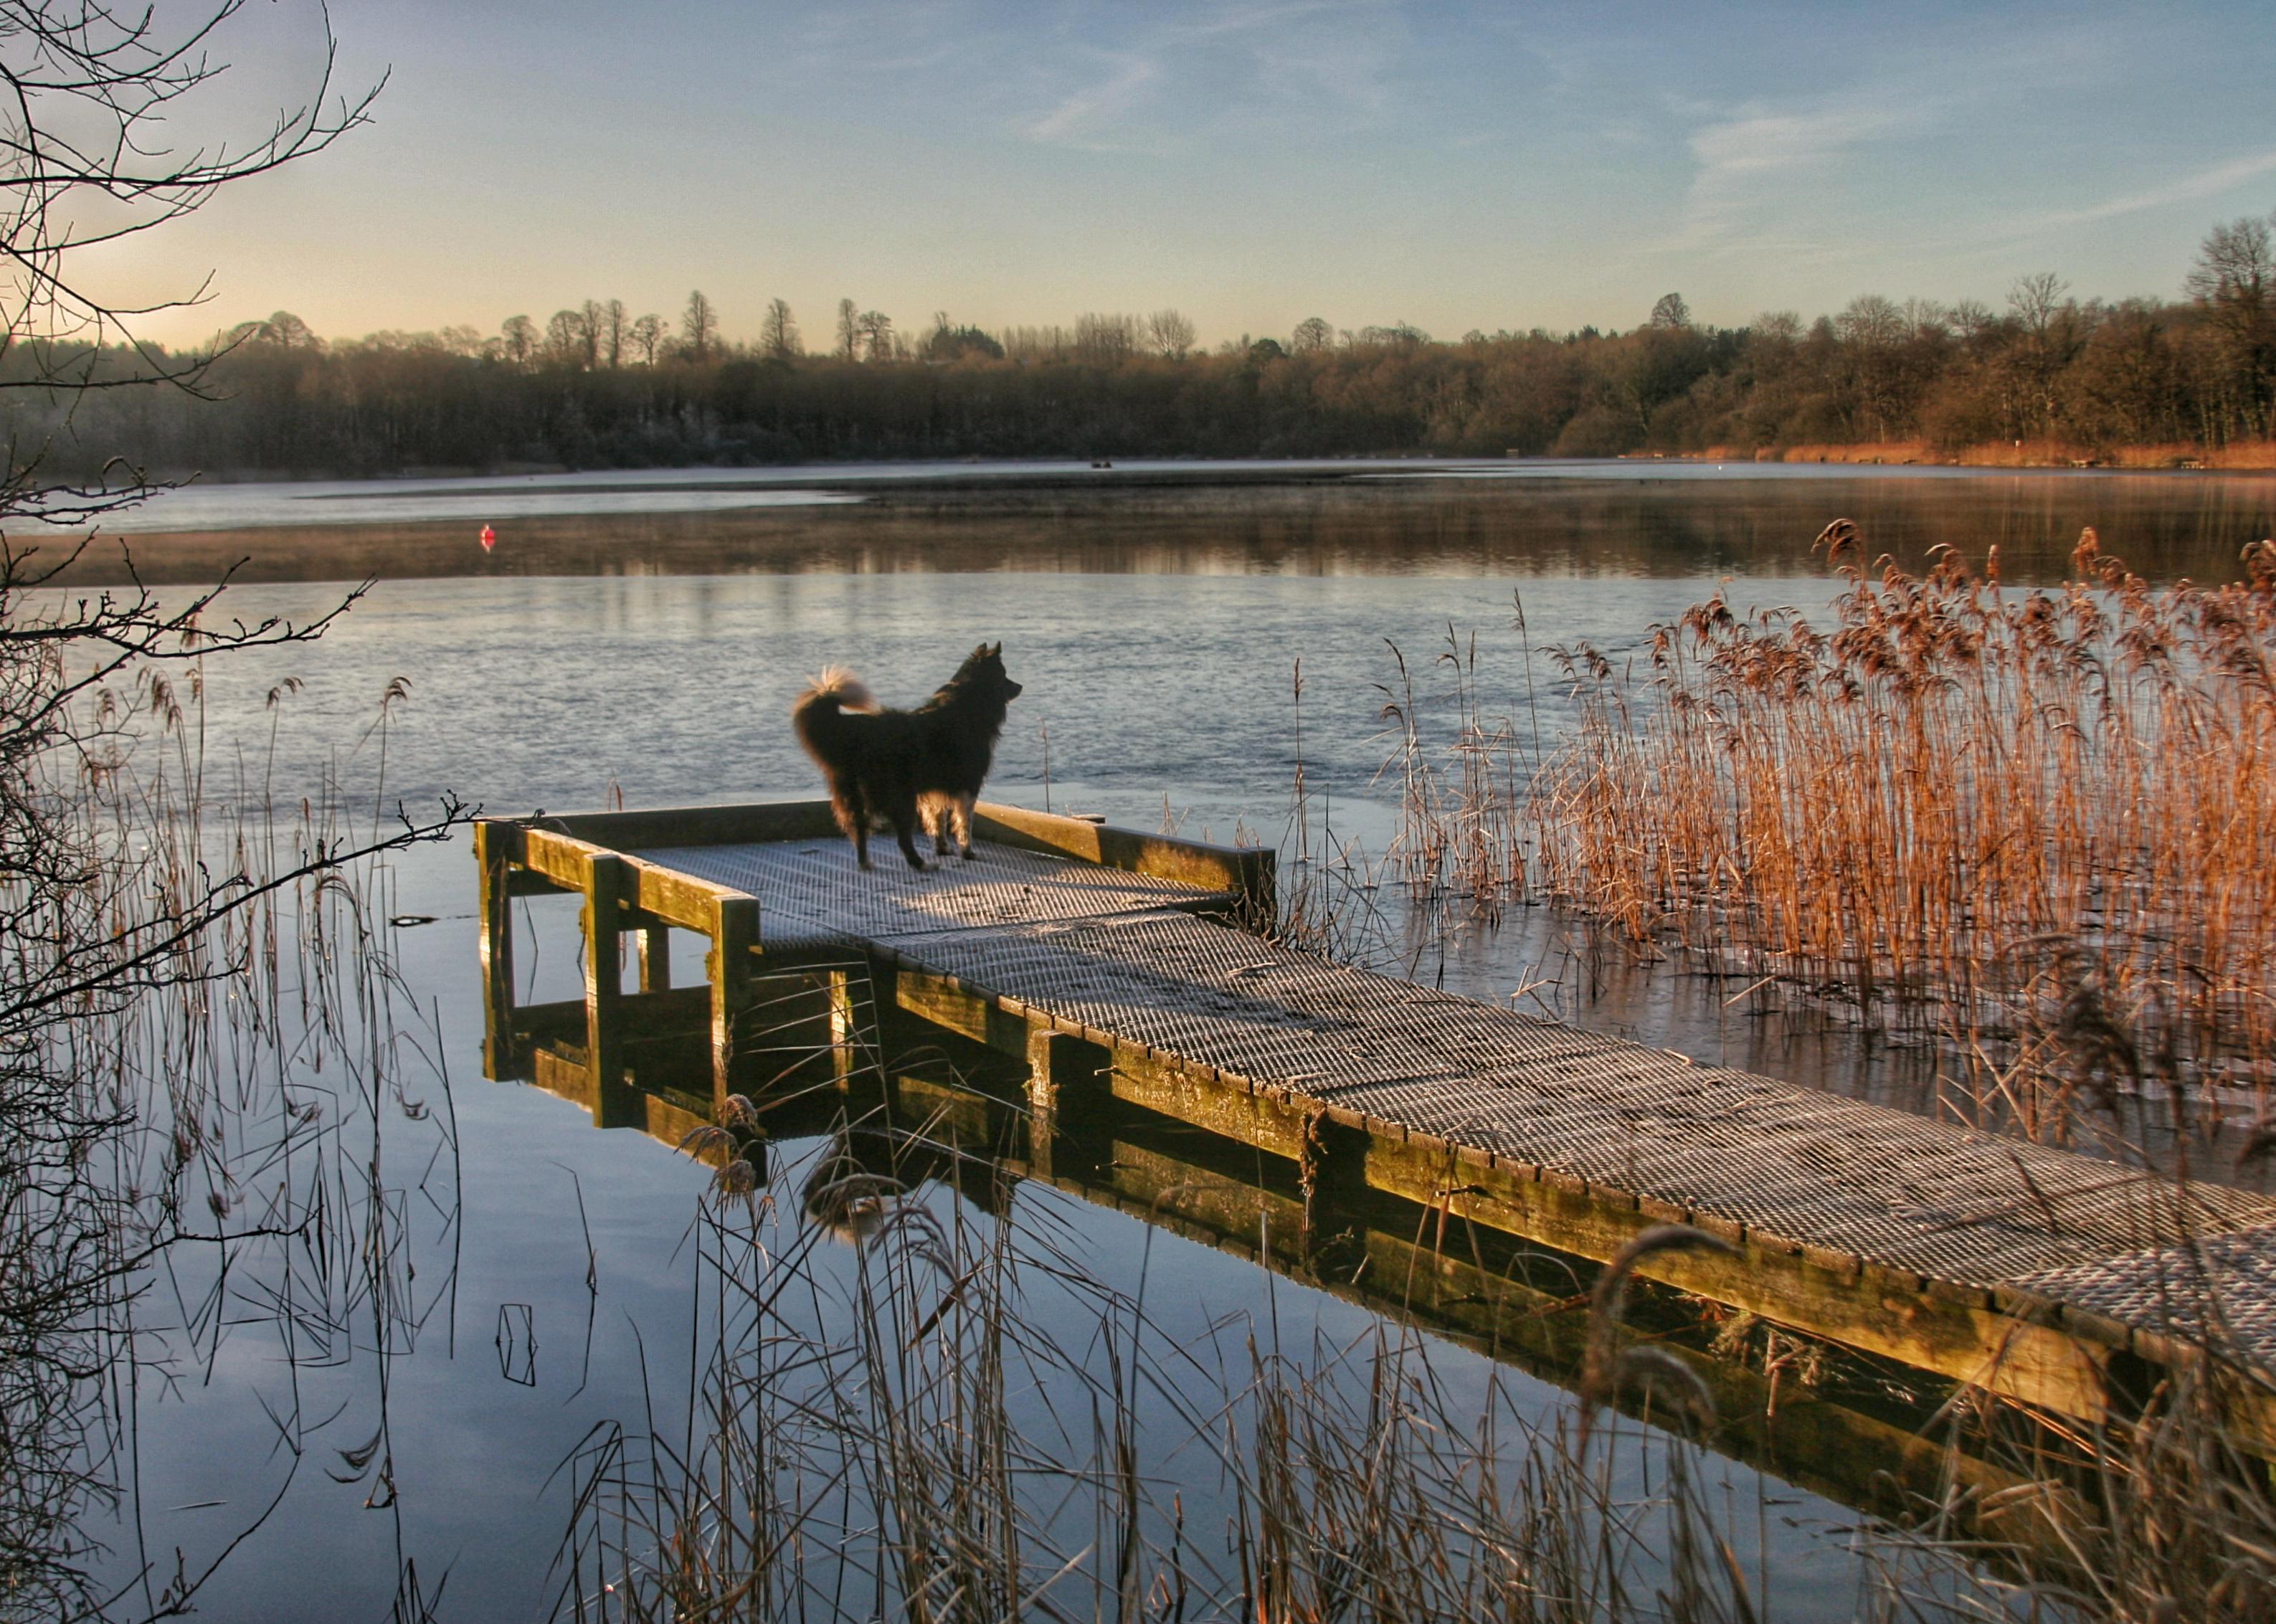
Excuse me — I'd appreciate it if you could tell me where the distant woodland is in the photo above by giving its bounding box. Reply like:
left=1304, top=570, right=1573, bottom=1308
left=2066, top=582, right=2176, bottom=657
left=16, top=213, right=2276, bottom=480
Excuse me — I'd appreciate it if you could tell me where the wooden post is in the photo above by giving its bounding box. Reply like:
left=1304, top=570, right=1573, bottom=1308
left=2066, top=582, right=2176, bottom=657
left=475, top=821, right=518, bottom=1079
left=828, top=965, right=877, bottom=1079
left=1230, top=846, right=1277, bottom=935
left=584, top=854, right=632, bottom=1128
left=708, top=894, right=759, bottom=1112
left=1025, top=1027, right=1114, bottom=1180
left=637, top=919, right=670, bottom=992
left=1299, top=1109, right=1370, bottom=1266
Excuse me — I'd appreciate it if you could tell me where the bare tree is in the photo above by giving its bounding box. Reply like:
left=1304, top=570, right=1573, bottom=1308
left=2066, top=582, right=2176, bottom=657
left=2186, top=213, right=2276, bottom=437
left=1145, top=308, right=1196, bottom=359
left=1649, top=292, right=1692, bottom=330
left=2007, top=272, right=2069, bottom=340
left=580, top=298, right=607, bottom=368
left=2185, top=214, right=2273, bottom=313
left=600, top=298, right=628, bottom=367
left=0, top=1, right=382, bottom=427
left=1290, top=315, right=1333, bottom=353
left=544, top=307, right=590, bottom=368
left=682, top=289, right=720, bottom=363
left=762, top=298, right=800, bottom=358
left=837, top=298, right=860, bottom=360
left=999, top=324, right=1071, bottom=361
left=1075, top=312, right=1138, bottom=365
left=252, top=310, right=321, bottom=351
left=856, top=309, right=894, bottom=361
left=629, top=313, right=666, bottom=366
left=1835, top=293, right=1906, bottom=348
left=499, top=313, right=539, bottom=366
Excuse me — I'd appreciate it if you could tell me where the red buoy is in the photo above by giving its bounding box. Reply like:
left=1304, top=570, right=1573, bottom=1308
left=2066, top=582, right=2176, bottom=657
left=479, top=523, right=496, bottom=552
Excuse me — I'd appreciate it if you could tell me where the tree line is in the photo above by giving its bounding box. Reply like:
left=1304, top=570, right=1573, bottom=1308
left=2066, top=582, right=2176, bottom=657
left=12, top=212, right=2274, bottom=480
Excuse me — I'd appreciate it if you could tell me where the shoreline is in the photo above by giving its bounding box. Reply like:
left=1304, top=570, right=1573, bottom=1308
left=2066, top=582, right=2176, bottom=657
left=1674, top=437, right=2276, bottom=470
left=113, top=440, right=2276, bottom=495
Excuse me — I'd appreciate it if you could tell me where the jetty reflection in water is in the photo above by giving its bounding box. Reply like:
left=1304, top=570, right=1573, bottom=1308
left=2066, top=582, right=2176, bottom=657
left=491, top=949, right=2038, bottom=1547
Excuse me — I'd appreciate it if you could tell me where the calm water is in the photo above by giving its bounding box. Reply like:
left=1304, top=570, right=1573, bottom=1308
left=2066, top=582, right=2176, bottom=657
left=67, top=464, right=2276, bottom=1618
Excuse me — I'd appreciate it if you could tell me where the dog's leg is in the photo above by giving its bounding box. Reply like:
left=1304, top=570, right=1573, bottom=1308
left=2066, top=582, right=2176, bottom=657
left=956, top=794, right=977, bottom=860
left=840, top=786, right=873, bottom=870
left=893, top=816, right=928, bottom=870
left=888, top=794, right=928, bottom=870
left=922, top=796, right=952, bottom=857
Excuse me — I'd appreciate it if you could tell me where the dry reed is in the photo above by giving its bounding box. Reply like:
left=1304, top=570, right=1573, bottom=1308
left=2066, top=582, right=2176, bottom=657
left=2, top=602, right=465, bottom=1618
left=558, top=1105, right=1847, bottom=1623
left=1527, top=526, right=2276, bottom=1127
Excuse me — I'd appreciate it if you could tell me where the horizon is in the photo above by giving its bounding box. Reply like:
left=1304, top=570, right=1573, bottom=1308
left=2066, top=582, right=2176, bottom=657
left=76, top=1, right=2276, bottom=354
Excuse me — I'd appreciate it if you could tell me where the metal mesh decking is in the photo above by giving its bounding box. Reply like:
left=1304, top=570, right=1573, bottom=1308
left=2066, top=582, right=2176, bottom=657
left=637, top=837, right=1230, bottom=947
left=882, top=911, right=2276, bottom=1298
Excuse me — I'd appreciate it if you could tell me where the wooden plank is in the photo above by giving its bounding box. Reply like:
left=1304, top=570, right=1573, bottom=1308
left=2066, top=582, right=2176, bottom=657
left=1350, top=1130, right=2114, bottom=1419
left=1105, top=1049, right=1312, bottom=1162
left=630, top=860, right=740, bottom=932
left=524, top=826, right=614, bottom=893
left=1025, top=1027, right=1114, bottom=1179
left=971, top=801, right=1274, bottom=923
left=896, top=965, right=1029, bottom=1053
left=1075, top=1136, right=2044, bottom=1545
left=551, top=799, right=841, bottom=851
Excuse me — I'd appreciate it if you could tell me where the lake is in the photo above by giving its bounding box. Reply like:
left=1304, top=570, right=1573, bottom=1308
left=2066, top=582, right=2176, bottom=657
left=48, top=461, right=2276, bottom=1619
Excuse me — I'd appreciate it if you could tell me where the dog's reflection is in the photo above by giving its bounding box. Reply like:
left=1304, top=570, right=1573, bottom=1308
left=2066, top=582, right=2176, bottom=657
left=800, top=1131, right=909, bottom=1243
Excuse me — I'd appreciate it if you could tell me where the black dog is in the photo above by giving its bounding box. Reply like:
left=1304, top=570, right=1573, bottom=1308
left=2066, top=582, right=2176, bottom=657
left=792, top=643, right=1023, bottom=870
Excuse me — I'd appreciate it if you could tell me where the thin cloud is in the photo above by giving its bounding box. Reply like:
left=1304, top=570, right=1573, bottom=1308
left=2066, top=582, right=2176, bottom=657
left=2026, top=148, right=2276, bottom=232
left=1902, top=147, right=2276, bottom=270
left=1669, top=98, right=1921, bottom=252
left=1022, top=52, right=1164, bottom=146
left=1012, top=0, right=1400, bottom=150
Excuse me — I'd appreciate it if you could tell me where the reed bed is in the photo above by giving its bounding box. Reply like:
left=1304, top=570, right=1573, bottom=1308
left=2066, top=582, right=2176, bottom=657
left=1, top=565, right=465, bottom=1619
left=1377, top=622, right=1538, bottom=918
left=1526, top=528, right=2276, bottom=1121
left=556, top=1104, right=1879, bottom=1624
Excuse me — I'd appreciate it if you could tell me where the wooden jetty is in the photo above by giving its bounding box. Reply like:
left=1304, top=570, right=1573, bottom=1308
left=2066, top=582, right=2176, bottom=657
left=475, top=799, right=2276, bottom=1440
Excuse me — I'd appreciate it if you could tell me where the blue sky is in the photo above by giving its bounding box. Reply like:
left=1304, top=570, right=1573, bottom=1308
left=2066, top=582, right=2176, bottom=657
left=100, top=0, right=2276, bottom=350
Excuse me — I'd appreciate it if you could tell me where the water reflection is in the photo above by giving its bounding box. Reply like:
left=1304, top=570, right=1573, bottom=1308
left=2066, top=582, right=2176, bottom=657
left=488, top=956, right=2047, bottom=1554
left=49, top=467, right=2276, bottom=587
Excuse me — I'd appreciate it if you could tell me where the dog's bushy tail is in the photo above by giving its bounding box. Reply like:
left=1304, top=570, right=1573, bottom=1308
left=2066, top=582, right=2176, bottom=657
left=792, top=666, right=878, bottom=765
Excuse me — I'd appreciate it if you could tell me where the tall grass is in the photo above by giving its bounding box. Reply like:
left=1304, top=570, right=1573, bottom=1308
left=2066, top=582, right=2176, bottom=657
left=1377, top=621, right=1535, bottom=916
left=555, top=1103, right=1868, bottom=1623
left=1526, top=528, right=2276, bottom=1126
left=2, top=630, right=463, bottom=1618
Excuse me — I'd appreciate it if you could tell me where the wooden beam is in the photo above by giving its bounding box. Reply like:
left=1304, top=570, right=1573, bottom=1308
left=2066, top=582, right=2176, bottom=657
left=971, top=801, right=1275, bottom=924
left=584, top=853, right=633, bottom=1129
left=1025, top=1027, right=1114, bottom=1180
left=475, top=820, right=518, bottom=1080
left=637, top=921, right=670, bottom=992
left=547, top=799, right=841, bottom=850
left=630, top=860, right=739, bottom=933
left=709, top=893, right=759, bottom=1111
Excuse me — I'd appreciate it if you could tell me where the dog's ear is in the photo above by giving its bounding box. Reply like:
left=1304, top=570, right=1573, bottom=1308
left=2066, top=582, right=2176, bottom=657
left=988, top=641, right=1002, bottom=657
left=970, top=642, right=990, bottom=660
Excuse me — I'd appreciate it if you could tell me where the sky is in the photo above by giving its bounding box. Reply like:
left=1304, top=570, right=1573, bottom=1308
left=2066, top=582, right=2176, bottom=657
left=85, top=0, right=2276, bottom=353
